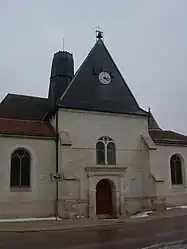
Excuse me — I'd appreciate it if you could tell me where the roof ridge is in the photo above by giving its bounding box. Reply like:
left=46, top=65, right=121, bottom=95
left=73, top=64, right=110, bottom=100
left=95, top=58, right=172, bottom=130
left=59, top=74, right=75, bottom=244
left=6, top=93, right=48, bottom=100
left=57, top=40, right=98, bottom=105
left=98, top=40, right=141, bottom=108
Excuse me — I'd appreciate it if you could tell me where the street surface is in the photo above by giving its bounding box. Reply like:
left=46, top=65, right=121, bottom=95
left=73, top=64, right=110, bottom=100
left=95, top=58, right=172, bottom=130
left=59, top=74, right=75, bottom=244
left=0, top=215, right=187, bottom=249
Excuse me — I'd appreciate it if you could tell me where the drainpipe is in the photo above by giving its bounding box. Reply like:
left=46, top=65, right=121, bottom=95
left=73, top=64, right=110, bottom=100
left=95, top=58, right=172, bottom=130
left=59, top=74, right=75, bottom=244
left=55, top=108, right=59, bottom=220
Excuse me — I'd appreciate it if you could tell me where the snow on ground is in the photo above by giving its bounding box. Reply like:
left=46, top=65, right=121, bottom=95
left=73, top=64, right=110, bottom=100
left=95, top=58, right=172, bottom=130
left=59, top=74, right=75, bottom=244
left=166, top=205, right=187, bottom=210
left=130, top=205, right=187, bottom=219
left=130, top=211, right=153, bottom=219
left=0, top=217, right=61, bottom=222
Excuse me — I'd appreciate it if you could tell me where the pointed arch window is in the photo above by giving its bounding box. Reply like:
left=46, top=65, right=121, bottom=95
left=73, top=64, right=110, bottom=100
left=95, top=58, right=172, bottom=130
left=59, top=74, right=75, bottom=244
left=170, top=154, right=184, bottom=185
left=10, top=148, right=31, bottom=188
left=96, top=136, right=116, bottom=165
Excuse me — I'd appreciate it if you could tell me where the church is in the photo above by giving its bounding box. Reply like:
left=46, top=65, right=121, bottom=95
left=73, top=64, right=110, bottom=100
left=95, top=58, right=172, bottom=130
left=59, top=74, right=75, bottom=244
left=0, top=31, right=187, bottom=219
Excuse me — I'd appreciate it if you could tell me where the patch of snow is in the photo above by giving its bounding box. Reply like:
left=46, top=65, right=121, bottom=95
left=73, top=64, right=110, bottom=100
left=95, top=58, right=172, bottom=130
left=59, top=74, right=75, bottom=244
left=130, top=211, right=153, bottom=219
left=0, top=217, right=61, bottom=223
left=76, top=215, right=85, bottom=219
left=179, top=205, right=187, bottom=208
left=166, top=205, right=187, bottom=210
left=167, top=207, right=175, bottom=210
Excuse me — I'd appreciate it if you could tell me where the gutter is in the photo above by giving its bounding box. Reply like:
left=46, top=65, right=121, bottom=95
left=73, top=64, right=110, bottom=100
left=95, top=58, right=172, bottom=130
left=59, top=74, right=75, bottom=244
left=0, top=133, right=56, bottom=140
left=153, top=140, right=187, bottom=147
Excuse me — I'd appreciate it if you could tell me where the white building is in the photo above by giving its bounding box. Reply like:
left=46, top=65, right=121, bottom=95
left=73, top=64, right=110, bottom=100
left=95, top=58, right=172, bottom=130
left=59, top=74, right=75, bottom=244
left=0, top=32, right=187, bottom=218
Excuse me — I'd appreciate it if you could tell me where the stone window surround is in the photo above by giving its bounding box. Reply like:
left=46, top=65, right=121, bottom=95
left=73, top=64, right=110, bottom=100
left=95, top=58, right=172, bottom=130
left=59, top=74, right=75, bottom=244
left=96, top=136, right=116, bottom=165
left=10, top=147, right=31, bottom=190
left=170, top=153, right=186, bottom=189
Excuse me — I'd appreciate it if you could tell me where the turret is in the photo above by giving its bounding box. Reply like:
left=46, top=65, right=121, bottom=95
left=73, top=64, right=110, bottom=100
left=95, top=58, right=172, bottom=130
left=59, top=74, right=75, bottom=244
left=48, top=51, right=74, bottom=106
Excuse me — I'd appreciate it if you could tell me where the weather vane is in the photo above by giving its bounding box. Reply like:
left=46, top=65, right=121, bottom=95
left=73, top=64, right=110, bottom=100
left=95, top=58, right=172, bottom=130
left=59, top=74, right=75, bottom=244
left=96, top=26, right=103, bottom=40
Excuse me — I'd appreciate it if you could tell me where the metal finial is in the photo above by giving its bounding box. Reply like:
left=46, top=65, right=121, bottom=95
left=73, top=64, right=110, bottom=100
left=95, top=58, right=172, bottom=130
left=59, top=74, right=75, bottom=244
left=63, top=38, right=65, bottom=51
left=96, top=26, right=103, bottom=40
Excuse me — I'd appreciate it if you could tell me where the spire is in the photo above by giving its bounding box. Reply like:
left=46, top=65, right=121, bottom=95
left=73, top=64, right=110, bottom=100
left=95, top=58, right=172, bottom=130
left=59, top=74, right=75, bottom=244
left=148, top=107, right=161, bottom=130
left=57, top=34, right=147, bottom=116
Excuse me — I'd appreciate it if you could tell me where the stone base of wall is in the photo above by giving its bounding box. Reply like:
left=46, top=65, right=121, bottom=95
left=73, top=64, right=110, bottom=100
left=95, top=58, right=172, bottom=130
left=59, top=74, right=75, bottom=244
left=58, top=196, right=174, bottom=219
left=123, top=197, right=166, bottom=216
left=141, top=197, right=166, bottom=211
left=0, top=201, right=55, bottom=218
left=1, top=195, right=186, bottom=219
left=123, top=198, right=142, bottom=216
left=165, top=193, right=187, bottom=207
left=58, top=198, right=164, bottom=218
left=58, top=200, right=88, bottom=219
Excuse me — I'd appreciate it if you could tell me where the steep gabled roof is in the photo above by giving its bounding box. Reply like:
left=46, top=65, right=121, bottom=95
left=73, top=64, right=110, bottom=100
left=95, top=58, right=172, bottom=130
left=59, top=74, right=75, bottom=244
left=0, top=94, right=51, bottom=120
left=58, top=39, right=147, bottom=116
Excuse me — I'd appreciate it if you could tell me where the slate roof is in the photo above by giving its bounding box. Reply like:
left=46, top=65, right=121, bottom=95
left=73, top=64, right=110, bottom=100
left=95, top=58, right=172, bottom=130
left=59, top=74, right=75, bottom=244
left=149, top=129, right=187, bottom=146
left=58, top=39, right=147, bottom=116
left=148, top=112, right=161, bottom=130
left=0, top=118, right=56, bottom=138
left=148, top=112, right=187, bottom=146
left=0, top=94, right=51, bottom=120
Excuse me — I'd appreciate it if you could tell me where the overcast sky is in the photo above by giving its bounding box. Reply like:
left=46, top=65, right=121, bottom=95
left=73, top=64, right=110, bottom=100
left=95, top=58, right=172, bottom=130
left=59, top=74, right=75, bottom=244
left=0, top=0, right=187, bottom=134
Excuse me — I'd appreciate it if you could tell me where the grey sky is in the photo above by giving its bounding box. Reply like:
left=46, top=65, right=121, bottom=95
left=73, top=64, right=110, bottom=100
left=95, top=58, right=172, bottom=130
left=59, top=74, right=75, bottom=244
left=0, top=0, right=187, bottom=134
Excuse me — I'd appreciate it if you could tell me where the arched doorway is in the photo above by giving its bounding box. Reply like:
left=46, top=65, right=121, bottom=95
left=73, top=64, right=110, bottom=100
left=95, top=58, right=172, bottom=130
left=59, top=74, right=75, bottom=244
left=96, top=179, right=116, bottom=217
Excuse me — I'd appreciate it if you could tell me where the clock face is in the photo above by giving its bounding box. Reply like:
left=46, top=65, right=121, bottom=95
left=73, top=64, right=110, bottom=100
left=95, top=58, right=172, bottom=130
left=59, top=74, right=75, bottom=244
left=98, top=72, right=111, bottom=84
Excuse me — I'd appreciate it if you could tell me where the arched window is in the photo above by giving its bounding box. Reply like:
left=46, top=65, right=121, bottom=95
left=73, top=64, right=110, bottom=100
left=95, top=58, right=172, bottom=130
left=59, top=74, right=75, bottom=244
left=170, top=154, right=184, bottom=185
left=96, top=137, right=116, bottom=165
left=10, top=148, right=31, bottom=188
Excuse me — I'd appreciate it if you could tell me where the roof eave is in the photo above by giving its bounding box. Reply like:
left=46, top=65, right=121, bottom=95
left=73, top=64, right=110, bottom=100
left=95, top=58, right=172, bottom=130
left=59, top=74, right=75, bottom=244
left=153, top=139, right=187, bottom=147
left=57, top=105, right=148, bottom=117
left=0, top=132, right=56, bottom=140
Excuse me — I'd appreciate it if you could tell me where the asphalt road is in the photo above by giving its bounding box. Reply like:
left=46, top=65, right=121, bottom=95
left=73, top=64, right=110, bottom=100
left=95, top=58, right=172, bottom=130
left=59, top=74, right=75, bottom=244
left=0, top=215, right=187, bottom=249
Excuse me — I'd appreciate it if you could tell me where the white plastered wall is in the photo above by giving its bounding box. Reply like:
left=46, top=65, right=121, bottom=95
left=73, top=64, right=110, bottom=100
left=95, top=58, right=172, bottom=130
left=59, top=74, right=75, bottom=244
left=150, top=145, right=187, bottom=206
left=57, top=108, right=153, bottom=217
left=0, top=136, right=56, bottom=217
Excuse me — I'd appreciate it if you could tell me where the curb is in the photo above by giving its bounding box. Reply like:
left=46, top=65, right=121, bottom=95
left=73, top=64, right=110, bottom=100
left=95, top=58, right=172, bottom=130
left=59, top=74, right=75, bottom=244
left=0, top=211, right=187, bottom=233
left=0, top=220, right=125, bottom=233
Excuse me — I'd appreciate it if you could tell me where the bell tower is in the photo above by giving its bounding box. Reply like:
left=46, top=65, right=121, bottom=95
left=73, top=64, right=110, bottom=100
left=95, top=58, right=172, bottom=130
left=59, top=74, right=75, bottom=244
left=48, top=50, right=74, bottom=107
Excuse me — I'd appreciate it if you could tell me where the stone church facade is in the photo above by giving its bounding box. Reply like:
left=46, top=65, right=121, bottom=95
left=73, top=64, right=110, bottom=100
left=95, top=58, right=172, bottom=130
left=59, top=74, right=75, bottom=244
left=0, top=32, right=187, bottom=218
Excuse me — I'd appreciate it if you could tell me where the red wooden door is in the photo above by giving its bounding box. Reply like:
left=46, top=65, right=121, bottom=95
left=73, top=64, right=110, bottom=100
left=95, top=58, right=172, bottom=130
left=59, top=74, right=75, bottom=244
left=96, top=179, right=113, bottom=215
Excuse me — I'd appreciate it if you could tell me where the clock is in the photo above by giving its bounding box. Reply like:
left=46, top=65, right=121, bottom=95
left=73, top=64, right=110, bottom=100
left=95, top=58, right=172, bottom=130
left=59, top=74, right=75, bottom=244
left=98, top=71, right=111, bottom=85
